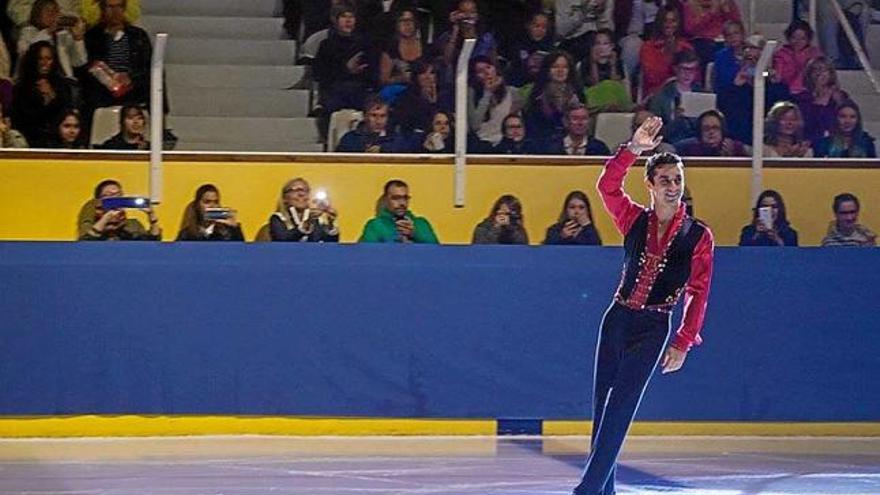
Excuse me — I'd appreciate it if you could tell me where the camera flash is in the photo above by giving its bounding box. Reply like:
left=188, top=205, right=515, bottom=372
left=315, top=190, right=328, bottom=201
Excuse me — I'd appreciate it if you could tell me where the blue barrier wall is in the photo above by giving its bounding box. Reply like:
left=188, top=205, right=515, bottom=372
left=0, top=243, right=877, bottom=421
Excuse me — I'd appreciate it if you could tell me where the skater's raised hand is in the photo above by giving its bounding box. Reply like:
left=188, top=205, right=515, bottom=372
left=628, top=115, right=664, bottom=154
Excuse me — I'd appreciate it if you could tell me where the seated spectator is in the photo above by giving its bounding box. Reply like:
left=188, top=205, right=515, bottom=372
left=814, top=100, right=877, bottom=158
left=357, top=0, right=416, bottom=48
left=646, top=48, right=703, bottom=143
left=582, top=28, right=633, bottom=114
left=772, top=20, right=822, bottom=96
left=393, top=61, right=454, bottom=135
left=0, top=101, right=29, bottom=148
left=378, top=9, right=426, bottom=98
left=493, top=113, right=539, bottom=154
left=48, top=107, right=85, bottom=148
left=555, top=0, right=611, bottom=62
left=674, top=109, right=750, bottom=157
left=437, top=0, right=497, bottom=84
left=718, top=34, right=791, bottom=144
left=631, top=108, right=677, bottom=153
left=763, top=101, right=813, bottom=157
left=16, top=0, right=87, bottom=80
left=176, top=184, right=245, bottom=242
left=681, top=0, right=742, bottom=67
left=313, top=4, right=377, bottom=118
left=337, top=96, right=405, bottom=153
left=816, top=0, right=871, bottom=69
left=83, top=0, right=153, bottom=112
left=270, top=177, right=340, bottom=242
left=795, top=56, right=849, bottom=143
left=738, top=189, right=798, bottom=247
left=472, top=194, right=529, bottom=244
left=639, top=5, right=694, bottom=98
left=81, top=0, right=139, bottom=27
left=78, top=178, right=161, bottom=241
left=360, top=179, right=439, bottom=243
left=712, top=19, right=745, bottom=92
left=543, top=190, right=602, bottom=245
left=420, top=110, right=454, bottom=153
left=468, top=56, right=523, bottom=149
left=7, top=0, right=84, bottom=30
left=821, top=193, right=876, bottom=247
left=507, top=11, right=554, bottom=87
left=543, top=103, right=610, bottom=155
left=98, top=104, right=148, bottom=150
left=11, top=40, right=73, bottom=147
left=523, top=50, right=585, bottom=142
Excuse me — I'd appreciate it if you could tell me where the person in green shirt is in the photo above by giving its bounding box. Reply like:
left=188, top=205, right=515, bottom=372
left=359, top=179, right=439, bottom=244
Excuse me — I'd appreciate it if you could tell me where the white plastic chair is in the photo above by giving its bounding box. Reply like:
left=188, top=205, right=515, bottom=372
left=594, top=112, right=636, bottom=150
left=327, top=109, right=364, bottom=152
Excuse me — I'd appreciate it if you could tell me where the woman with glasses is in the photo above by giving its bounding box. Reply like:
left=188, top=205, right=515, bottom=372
left=269, top=178, right=339, bottom=242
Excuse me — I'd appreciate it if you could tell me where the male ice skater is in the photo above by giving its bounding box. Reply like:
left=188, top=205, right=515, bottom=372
left=572, top=116, right=714, bottom=495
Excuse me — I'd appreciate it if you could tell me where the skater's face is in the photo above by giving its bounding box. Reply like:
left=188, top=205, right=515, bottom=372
left=647, top=163, right=684, bottom=207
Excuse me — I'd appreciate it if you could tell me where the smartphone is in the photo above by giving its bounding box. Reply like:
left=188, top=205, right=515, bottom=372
left=204, top=207, right=234, bottom=221
left=101, top=196, right=150, bottom=210
left=314, top=189, right=329, bottom=208
left=758, top=206, right=774, bottom=230
left=57, top=15, right=79, bottom=28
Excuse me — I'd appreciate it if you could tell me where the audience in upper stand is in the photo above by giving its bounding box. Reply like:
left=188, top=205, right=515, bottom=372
left=176, top=184, right=245, bottom=242
left=11, top=40, right=73, bottom=147
left=555, top=0, right=611, bottom=62
left=83, top=0, right=152, bottom=112
left=493, top=113, right=539, bottom=154
left=795, top=56, right=849, bottom=143
left=763, top=101, right=813, bottom=158
left=681, top=0, right=741, bottom=67
left=337, top=95, right=405, bottom=153
left=815, top=0, right=871, bottom=69
left=420, top=110, right=454, bottom=153
left=393, top=60, right=454, bottom=135
left=270, top=177, right=340, bottom=243
left=674, top=109, right=750, bottom=157
left=467, top=55, right=523, bottom=151
left=772, top=20, right=822, bottom=96
left=543, top=190, right=602, bottom=245
left=357, top=0, right=416, bottom=48
left=360, top=179, right=438, bottom=243
left=80, top=0, right=139, bottom=27
left=78, top=178, right=161, bottom=241
left=631, top=108, right=678, bottom=153
left=98, top=104, right=147, bottom=150
left=543, top=103, right=610, bottom=155
left=639, top=4, right=693, bottom=98
left=16, top=0, right=87, bottom=80
left=739, top=189, right=799, bottom=247
left=646, top=48, right=702, bottom=144
left=0, top=100, right=28, bottom=147
left=472, top=194, right=529, bottom=244
left=813, top=100, right=877, bottom=158
left=281, top=0, right=333, bottom=41
left=437, top=0, right=497, bottom=84
left=524, top=50, right=584, bottom=142
left=48, top=107, right=86, bottom=148
left=378, top=9, right=427, bottom=97
left=712, top=19, right=745, bottom=92
left=821, top=193, right=876, bottom=247
left=507, top=11, right=554, bottom=87
left=582, top=28, right=633, bottom=114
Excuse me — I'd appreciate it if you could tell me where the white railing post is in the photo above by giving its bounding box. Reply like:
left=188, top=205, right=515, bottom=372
left=748, top=0, right=755, bottom=35
left=150, top=33, right=168, bottom=204
left=808, top=0, right=817, bottom=34
left=454, top=39, right=476, bottom=208
left=751, top=40, right=777, bottom=206
left=829, top=0, right=880, bottom=94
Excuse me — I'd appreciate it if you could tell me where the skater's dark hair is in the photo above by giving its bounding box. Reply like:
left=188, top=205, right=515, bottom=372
left=645, top=152, right=683, bottom=183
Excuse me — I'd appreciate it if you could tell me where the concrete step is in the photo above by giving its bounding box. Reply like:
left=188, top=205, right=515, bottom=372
left=169, top=87, right=310, bottom=118
left=836, top=70, right=880, bottom=95
left=175, top=141, right=325, bottom=153
left=142, top=0, right=278, bottom=18
left=754, top=22, right=788, bottom=42
left=850, top=94, right=880, bottom=121
left=142, top=15, right=285, bottom=40
left=171, top=116, right=319, bottom=144
left=748, top=0, right=792, bottom=24
left=165, top=38, right=296, bottom=65
left=864, top=121, right=880, bottom=140
left=166, top=64, right=305, bottom=89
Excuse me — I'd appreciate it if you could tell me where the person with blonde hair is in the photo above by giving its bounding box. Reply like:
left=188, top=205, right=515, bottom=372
left=763, top=101, right=813, bottom=157
left=269, top=178, right=339, bottom=243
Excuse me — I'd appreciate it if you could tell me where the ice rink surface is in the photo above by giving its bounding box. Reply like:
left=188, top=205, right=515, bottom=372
left=0, top=436, right=877, bottom=494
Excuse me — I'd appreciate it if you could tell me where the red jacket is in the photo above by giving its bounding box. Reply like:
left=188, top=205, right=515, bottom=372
left=772, top=44, right=823, bottom=95
left=639, top=37, right=694, bottom=99
left=682, top=1, right=742, bottom=40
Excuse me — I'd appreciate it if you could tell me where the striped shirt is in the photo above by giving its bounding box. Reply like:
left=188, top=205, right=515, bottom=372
left=105, top=30, right=131, bottom=73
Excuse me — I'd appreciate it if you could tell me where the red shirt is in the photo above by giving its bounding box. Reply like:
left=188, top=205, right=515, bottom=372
left=639, top=37, right=694, bottom=99
left=597, top=147, right=714, bottom=352
left=682, top=2, right=742, bottom=40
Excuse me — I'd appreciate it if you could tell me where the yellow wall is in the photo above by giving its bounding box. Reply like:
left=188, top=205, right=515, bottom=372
left=1, top=157, right=878, bottom=246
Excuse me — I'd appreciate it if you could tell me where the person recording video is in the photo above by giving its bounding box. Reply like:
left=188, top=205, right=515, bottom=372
left=543, top=190, right=602, bottom=245
left=269, top=178, right=339, bottom=243
left=176, top=184, right=244, bottom=241
left=359, top=179, right=438, bottom=243
left=78, top=178, right=161, bottom=241
left=472, top=194, right=528, bottom=244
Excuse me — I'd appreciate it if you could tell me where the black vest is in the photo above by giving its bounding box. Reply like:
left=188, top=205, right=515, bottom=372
left=617, top=210, right=707, bottom=308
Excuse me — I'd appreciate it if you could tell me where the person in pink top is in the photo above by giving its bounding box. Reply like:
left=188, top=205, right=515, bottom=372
left=772, top=20, right=822, bottom=96
left=682, top=0, right=741, bottom=67
left=639, top=5, right=694, bottom=99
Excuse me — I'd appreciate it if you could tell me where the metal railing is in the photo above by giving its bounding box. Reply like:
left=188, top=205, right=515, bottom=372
left=149, top=33, right=168, bottom=204
left=751, top=40, right=778, bottom=205
left=454, top=39, right=476, bottom=208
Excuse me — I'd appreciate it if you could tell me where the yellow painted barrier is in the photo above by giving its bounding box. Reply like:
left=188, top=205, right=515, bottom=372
left=0, top=155, right=878, bottom=246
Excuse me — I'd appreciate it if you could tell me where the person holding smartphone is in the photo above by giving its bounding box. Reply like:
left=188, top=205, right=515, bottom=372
left=739, top=189, right=799, bottom=247
left=78, top=178, right=160, bottom=241
left=176, top=184, right=244, bottom=242
left=543, top=190, right=602, bottom=245
left=359, top=179, right=438, bottom=244
left=269, top=178, right=339, bottom=243
left=472, top=194, right=528, bottom=245
left=570, top=116, right=714, bottom=495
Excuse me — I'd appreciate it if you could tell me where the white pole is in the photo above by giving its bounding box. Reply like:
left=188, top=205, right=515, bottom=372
left=454, top=39, right=476, bottom=208
left=751, top=40, right=777, bottom=206
left=150, top=33, right=168, bottom=204
left=808, top=0, right=817, bottom=34
left=748, top=0, right=755, bottom=35
left=830, top=0, right=880, bottom=94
